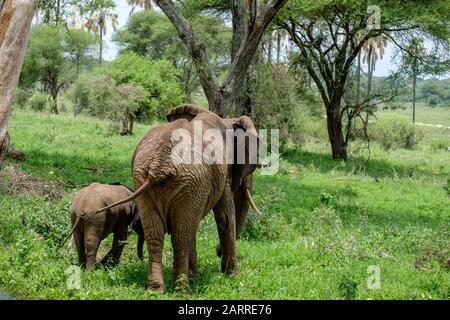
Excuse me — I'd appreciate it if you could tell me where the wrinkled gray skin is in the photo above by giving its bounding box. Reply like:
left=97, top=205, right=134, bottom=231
left=70, top=183, right=144, bottom=270
left=131, top=104, right=259, bottom=293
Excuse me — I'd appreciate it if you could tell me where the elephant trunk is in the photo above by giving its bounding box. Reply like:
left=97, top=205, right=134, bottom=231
left=245, top=188, right=262, bottom=216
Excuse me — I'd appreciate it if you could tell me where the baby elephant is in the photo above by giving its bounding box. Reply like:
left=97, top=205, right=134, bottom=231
left=70, top=183, right=144, bottom=270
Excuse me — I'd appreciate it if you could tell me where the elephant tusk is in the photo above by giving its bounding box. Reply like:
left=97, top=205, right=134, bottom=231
left=245, top=188, right=262, bottom=216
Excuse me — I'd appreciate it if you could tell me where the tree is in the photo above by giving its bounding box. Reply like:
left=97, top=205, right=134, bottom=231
left=153, top=0, right=288, bottom=117
left=128, top=0, right=153, bottom=14
left=20, top=26, right=95, bottom=114
left=64, top=28, right=98, bottom=75
left=73, top=72, right=146, bottom=134
left=114, top=9, right=231, bottom=102
left=362, top=35, right=386, bottom=135
left=109, top=52, right=183, bottom=120
left=402, top=38, right=427, bottom=124
left=84, top=0, right=118, bottom=66
left=0, top=0, right=38, bottom=169
left=278, top=0, right=450, bottom=160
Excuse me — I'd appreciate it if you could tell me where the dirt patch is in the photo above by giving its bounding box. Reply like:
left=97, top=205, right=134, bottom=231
left=0, top=165, right=66, bottom=199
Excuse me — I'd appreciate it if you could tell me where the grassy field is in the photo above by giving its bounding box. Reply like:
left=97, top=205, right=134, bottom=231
left=0, top=109, right=449, bottom=299
left=377, top=104, right=450, bottom=127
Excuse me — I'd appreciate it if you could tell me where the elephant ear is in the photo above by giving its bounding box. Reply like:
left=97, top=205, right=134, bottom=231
left=166, top=104, right=211, bottom=122
left=231, top=116, right=259, bottom=192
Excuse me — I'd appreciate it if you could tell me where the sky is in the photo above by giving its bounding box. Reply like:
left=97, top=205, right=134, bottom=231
left=104, top=0, right=398, bottom=77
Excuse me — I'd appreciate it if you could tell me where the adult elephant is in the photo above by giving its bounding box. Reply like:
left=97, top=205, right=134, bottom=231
left=94, top=104, right=261, bottom=293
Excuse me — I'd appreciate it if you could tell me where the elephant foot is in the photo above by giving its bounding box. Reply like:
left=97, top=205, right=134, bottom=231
left=221, top=257, right=239, bottom=276
left=216, top=244, right=222, bottom=258
left=147, top=282, right=165, bottom=294
left=174, top=274, right=192, bottom=295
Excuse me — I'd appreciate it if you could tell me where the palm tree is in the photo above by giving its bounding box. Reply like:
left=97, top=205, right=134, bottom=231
left=404, top=38, right=426, bottom=124
left=363, top=36, right=387, bottom=98
left=84, top=0, right=118, bottom=66
left=361, top=36, right=387, bottom=135
left=128, top=0, right=153, bottom=15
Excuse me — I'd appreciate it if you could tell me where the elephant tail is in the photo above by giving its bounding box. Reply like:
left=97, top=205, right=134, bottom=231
left=57, top=215, right=81, bottom=251
left=90, top=179, right=152, bottom=216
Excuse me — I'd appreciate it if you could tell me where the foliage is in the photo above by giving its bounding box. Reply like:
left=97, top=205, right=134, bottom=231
left=63, top=28, right=98, bottom=74
left=73, top=72, right=146, bottom=134
left=420, top=78, right=450, bottom=107
left=26, top=92, right=53, bottom=112
left=109, top=53, right=183, bottom=120
left=371, top=117, right=423, bottom=150
left=277, top=0, right=450, bottom=160
left=113, top=9, right=231, bottom=100
left=19, top=25, right=97, bottom=114
left=13, top=89, right=32, bottom=109
left=250, top=63, right=321, bottom=148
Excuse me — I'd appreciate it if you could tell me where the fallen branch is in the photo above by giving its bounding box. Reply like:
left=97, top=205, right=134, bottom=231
left=99, top=240, right=129, bottom=265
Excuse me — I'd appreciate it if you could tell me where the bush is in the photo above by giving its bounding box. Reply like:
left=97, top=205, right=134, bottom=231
left=370, top=117, right=423, bottom=150
left=240, top=212, right=285, bottom=241
left=109, top=53, right=183, bottom=120
left=249, top=63, right=322, bottom=149
left=73, top=72, right=146, bottom=134
left=13, top=89, right=32, bottom=109
left=26, top=92, right=53, bottom=112
left=428, top=95, right=441, bottom=107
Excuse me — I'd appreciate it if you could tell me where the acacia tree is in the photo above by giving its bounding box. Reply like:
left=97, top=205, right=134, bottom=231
left=154, top=0, right=287, bottom=118
left=278, top=0, right=449, bottom=160
left=0, top=0, right=38, bottom=169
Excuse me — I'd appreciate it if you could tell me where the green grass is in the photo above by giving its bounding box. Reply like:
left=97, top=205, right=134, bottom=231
left=377, top=104, right=450, bottom=127
left=0, top=109, right=449, bottom=299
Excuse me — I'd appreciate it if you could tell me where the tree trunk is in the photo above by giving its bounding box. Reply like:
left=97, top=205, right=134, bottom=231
left=56, top=0, right=60, bottom=24
left=412, top=68, right=417, bottom=124
left=51, top=92, right=59, bottom=114
left=154, top=0, right=287, bottom=118
left=0, top=0, right=38, bottom=170
left=276, top=31, right=281, bottom=65
left=356, top=51, right=361, bottom=105
left=326, top=103, right=347, bottom=160
left=99, top=24, right=103, bottom=67
left=364, top=45, right=373, bottom=138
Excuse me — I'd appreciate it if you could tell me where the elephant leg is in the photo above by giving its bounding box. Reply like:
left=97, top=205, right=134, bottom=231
left=73, top=231, right=86, bottom=267
left=213, top=193, right=239, bottom=275
left=137, top=232, right=145, bottom=261
left=112, top=231, right=127, bottom=265
left=171, top=226, right=195, bottom=294
left=188, top=237, right=198, bottom=277
left=217, top=183, right=251, bottom=258
left=139, top=198, right=165, bottom=293
left=84, top=228, right=101, bottom=271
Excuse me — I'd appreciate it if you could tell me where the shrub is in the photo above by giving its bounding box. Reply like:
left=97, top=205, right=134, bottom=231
left=370, top=117, right=423, bottom=150
left=428, top=95, right=441, bottom=107
left=13, top=89, right=32, bottom=109
left=73, top=73, right=146, bottom=134
left=249, top=63, right=322, bottom=149
left=240, top=212, right=285, bottom=241
left=26, top=92, right=52, bottom=112
left=109, top=53, right=183, bottom=120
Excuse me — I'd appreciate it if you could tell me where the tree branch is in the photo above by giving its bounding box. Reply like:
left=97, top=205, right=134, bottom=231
left=224, top=0, right=288, bottom=105
left=154, top=0, right=221, bottom=108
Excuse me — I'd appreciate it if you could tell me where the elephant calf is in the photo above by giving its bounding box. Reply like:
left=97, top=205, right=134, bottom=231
left=70, top=183, right=144, bottom=270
